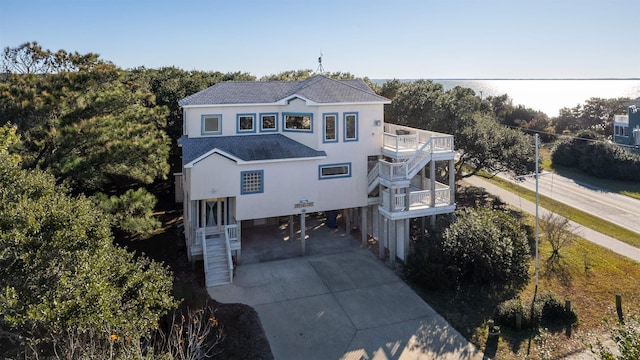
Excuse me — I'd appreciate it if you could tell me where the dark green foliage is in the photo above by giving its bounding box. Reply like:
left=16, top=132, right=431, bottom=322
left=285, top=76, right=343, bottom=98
left=0, top=43, right=174, bottom=236
left=550, top=136, right=580, bottom=167
left=552, top=97, right=630, bottom=136
left=551, top=132, right=640, bottom=180
left=456, top=113, right=536, bottom=178
left=129, top=66, right=255, bottom=145
left=0, top=149, right=176, bottom=358
left=404, top=230, right=456, bottom=290
left=495, top=297, right=537, bottom=329
left=95, top=188, right=161, bottom=235
left=443, top=207, right=530, bottom=286
left=495, top=291, right=577, bottom=330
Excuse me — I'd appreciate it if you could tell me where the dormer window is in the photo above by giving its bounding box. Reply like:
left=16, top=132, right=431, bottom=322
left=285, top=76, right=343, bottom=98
left=202, top=114, right=222, bottom=135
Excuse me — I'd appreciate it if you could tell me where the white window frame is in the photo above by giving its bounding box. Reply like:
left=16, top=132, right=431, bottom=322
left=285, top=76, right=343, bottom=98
left=237, top=113, right=256, bottom=133
left=344, top=112, right=358, bottom=141
left=318, top=163, right=351, bottom=179
left=201, top=114, right=222, bottom=135
left=259, top=113, right=278, bottom=132
left=283, top=112, right=313, bottom=133
left=323, top=113, right=338, bottom=143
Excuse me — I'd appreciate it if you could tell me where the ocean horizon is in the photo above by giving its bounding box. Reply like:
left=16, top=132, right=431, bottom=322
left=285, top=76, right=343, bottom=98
left=371, top=79, right=640, bottom=117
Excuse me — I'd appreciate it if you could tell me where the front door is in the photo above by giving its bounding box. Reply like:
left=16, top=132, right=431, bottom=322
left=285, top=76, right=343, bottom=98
left=201, top=198, right=225, bottom=231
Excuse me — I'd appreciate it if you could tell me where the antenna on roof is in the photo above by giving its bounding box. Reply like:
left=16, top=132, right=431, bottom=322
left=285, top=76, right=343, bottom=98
left=316, top=52, right=325, bottom=74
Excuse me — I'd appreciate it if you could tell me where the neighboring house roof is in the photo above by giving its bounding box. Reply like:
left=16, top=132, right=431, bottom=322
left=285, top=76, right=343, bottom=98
left=178, top=74, right=390, bottom=106
left=180, top=134, right=327, bottom=166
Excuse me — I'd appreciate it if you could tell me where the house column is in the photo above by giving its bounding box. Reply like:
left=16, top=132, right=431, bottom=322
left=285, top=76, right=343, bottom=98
left=236, top=220, right=242, bottom=264
left=396, top=219, right=407, bottom=261
left=404, top=218, right=410, bottom=260
left=289, top=215, right=295, bottom=241
left=371, top=205, right=378, bottom=241
left=430, top=159, right=437, bottom=228
left=449, top=159, right=455, bottom=205
left=300, top=210, right=306, bottom=256
left=378, top=213, right=386, bottom=259
left=389, top=219, right=396, bottom=266
left=404, top=187, right=410, bottom=212
left=430, top=160, right=436, bottom=207
left=361, top=206, right=368, bottom=247
left=344, top=208, right=351, bottom=234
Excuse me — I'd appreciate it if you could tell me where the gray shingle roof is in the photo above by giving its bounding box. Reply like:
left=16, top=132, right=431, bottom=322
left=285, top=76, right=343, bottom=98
left=178, top=74, right=390, bottom=106
left=181, top=134, right=327, bottom=165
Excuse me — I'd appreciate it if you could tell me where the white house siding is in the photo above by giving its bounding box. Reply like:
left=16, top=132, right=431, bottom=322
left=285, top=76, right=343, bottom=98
left=183, top=98, right=385, bottom=219
left=184, top=101, right=384, bottom=158
left=188, top=152, right=369, bottom=221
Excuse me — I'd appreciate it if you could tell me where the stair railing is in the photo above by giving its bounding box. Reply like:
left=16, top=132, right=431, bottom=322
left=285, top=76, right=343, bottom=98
left=223, top=226, right=234, bottom=283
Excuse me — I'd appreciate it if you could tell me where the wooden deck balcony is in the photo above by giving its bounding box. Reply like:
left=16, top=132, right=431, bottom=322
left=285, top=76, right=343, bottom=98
left=382, top=123, right=454, bottom=159
left=378, top=181, right=455, bottom=220
left=381, top=182, right=451, bottom=210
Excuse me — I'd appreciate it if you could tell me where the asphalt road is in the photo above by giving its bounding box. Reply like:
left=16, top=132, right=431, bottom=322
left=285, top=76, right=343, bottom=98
left=465, top=176, right=640, bottom=262
left=496, top=172, right=640, bottom=236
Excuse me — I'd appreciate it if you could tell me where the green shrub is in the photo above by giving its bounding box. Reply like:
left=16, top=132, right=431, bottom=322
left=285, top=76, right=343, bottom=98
left=538, top=291, right=578, bottom=325
left=495, top=291, right=578, bottom=330
left=495, top=297, right=540, bottom=330
left=551, top=133, right=640, bottom=181
left=443, top=207, right=530, bottom=286
left=404, top=259, right=455, bottom=290
left=404, top=231, right=456, bottom=290
left=551, top=137, right=579, bottom=167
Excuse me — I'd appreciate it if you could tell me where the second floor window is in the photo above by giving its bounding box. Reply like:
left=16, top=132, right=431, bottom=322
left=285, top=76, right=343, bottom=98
left=260, top=113, right=278, bottom=132
left=202, top=114, right=222, bottom=135
left=323, top=113, right=337, bottom=142
left=344, top=112, right=358, bottom=141
left=284, top=113, right=312, bottom=132
left=237, top=114, right=256, bottom=133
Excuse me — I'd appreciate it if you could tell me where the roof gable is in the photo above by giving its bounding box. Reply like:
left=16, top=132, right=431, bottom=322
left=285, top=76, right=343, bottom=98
left=178, top=75, right=390, bottom=106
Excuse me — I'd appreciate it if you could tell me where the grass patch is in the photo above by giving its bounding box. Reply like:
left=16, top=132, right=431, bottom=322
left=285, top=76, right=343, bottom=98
left=479, top=174, right=640, bottom=248
left=416, top=213, right=640, bottom=360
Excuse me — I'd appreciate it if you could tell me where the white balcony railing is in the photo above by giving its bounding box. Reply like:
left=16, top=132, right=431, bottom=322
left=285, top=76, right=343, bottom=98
left=381, top=186, right=452, bottom=213
left=383, top=123, right=454, bottom=155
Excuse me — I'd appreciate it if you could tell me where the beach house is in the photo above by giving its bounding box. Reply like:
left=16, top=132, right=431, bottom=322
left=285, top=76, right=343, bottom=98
left=176, top=75, right=456, bottom=286
left=613, top=99, right=640, bottom=147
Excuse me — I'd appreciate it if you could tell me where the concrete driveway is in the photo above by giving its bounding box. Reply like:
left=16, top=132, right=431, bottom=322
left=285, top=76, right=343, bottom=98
left=208, top=247, right=483, bottom=359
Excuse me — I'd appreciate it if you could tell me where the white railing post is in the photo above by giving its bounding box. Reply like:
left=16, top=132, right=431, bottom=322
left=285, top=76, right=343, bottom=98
left=223, top=227, right=234, bottom=283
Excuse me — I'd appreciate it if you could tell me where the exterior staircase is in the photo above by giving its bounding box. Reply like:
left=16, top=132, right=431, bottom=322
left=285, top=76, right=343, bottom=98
left=372, top=135, right=448, bottom=188
left=367, top=124, right=456, bottom=218
left=202, top=231, right=234, bottom=287
left=367, top=162, right=380, bottom=193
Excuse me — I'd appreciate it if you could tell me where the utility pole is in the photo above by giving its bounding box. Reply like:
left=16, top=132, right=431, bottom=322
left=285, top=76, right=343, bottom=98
left=516, top=133, right=543, bottom=293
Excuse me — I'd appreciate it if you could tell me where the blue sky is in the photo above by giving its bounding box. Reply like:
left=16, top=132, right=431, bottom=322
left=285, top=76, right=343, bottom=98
left=2, top=0, right=638, bottom=79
